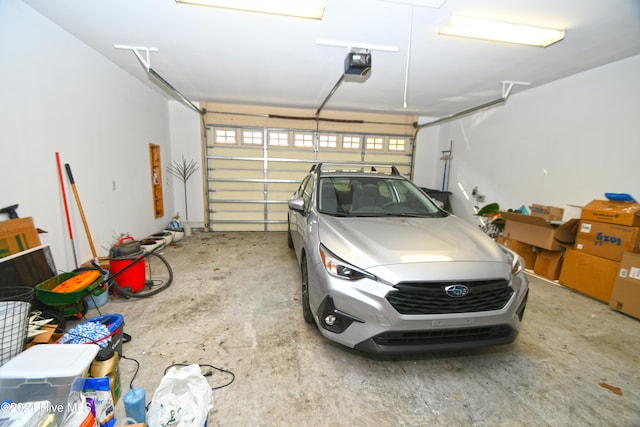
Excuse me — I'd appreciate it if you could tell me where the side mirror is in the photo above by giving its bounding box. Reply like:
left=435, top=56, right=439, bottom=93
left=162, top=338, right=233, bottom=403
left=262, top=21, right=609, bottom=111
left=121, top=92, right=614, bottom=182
left=288, top=197, right=305, bottom=213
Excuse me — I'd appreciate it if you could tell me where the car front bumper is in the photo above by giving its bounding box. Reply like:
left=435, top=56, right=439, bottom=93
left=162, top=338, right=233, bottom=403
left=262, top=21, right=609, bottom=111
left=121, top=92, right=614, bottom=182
left=308, top=261, right=529, bottom=354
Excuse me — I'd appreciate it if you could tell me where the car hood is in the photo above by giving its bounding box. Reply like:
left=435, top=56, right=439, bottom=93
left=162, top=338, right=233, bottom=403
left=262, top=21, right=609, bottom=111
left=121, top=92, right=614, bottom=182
left=319, top=215, right=508, bottom=274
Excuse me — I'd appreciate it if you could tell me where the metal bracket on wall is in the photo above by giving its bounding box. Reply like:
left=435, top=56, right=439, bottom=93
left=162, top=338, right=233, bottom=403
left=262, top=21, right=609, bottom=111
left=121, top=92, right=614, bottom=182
left=114, top=45, right=158, bottom=71
left=114, top=44, right=203, bottom=115
left=415, top=80, right=530, bottom=132
left=502, top=80, right=529, bottom=98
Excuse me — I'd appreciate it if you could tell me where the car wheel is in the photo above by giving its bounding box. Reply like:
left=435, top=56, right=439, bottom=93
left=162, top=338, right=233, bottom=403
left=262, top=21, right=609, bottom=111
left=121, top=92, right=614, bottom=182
left=301, top=255, right=314, bottom=324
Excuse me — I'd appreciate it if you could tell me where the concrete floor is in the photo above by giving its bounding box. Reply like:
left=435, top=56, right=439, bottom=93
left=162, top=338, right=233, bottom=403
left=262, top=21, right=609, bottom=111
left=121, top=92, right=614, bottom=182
left=82, top=231, right=640, bottom=426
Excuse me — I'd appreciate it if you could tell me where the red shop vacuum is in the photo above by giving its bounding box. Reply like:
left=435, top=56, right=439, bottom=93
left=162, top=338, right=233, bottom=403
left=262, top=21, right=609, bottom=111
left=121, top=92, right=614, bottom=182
left=109, top=237, right=145, bottom=293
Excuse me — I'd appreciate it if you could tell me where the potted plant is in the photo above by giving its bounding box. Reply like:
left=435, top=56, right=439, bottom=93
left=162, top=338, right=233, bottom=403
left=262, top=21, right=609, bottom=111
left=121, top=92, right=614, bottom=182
left=476, top=202, right=504, bottom=239
left=166, top=156, right=199, bottom=237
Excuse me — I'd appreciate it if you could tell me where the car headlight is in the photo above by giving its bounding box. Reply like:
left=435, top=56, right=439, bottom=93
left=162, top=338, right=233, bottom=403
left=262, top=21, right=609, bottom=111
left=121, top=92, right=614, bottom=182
left=501, top=246, right=524, bottom=275
left=319, top=244, right=376, bottom=281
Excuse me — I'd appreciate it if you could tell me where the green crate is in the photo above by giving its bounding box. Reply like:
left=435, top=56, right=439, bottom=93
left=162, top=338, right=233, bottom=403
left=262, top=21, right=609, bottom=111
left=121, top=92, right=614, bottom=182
left=35, top=272, right=103, bottom=307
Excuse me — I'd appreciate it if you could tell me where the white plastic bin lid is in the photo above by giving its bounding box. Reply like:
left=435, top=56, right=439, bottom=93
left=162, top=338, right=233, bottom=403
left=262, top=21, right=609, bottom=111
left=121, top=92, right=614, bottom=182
left=0, top=344, right=100, bottom=379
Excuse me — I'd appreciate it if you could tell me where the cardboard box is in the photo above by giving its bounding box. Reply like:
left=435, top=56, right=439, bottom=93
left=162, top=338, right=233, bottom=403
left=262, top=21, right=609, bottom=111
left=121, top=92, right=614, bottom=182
left=529, top=204, right=564, bottom=222
left=534, top=249, right=564, bottom=280
left=26, top=324, right=60, bottom=348
left=609, top=251, right=640, bottom=320
left=502, top=212, right=578, bottom=251
left=580, top=200, right=640, bottom=227
left=558, top=248, right=619, bottom=303
left=575, top=220, right=640, bottom=261
left=496, top=236, right=538, bottom=270
left=0, top=217, right=41, bottom=258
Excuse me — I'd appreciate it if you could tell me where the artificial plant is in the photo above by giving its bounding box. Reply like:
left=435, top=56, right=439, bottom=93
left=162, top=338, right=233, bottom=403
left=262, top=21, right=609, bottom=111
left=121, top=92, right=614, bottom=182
left=166, top=156, right=199, bottom=223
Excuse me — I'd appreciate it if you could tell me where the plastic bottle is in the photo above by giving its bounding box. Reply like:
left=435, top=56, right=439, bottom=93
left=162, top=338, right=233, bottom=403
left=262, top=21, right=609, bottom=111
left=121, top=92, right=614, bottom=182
left=90, top=348, right=121, bottom=404
left=123, top=387, right=147, bottom=424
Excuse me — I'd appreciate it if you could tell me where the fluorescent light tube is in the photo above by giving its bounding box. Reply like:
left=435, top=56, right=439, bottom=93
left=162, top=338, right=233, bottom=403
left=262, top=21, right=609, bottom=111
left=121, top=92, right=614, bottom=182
left=439, top=16, right=564, bottom=47
left=175, top=0, right=325, bottom=19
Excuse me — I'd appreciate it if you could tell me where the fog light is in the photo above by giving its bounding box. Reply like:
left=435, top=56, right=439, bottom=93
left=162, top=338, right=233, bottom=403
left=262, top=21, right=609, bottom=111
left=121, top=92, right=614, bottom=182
left=324, top=314, right=337, bottom=326
left=317, top=296, right=364, bottom=334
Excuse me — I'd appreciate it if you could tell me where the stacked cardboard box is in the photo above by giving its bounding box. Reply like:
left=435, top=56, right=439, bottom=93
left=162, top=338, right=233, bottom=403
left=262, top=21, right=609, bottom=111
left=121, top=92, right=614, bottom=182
left=495, top=235, right=538, bottom=270
left=609, top=251, right=640, bottom=320
left=500, top=206, right=578, bottom=280
left=559, top=200, right=640, bottom=303
left=0, top=217, right=41, bottom=259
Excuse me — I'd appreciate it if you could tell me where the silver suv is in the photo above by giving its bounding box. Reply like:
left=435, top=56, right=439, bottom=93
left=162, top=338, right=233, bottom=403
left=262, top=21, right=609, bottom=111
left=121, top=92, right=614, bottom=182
left=287, top=163, right=529, bottom=354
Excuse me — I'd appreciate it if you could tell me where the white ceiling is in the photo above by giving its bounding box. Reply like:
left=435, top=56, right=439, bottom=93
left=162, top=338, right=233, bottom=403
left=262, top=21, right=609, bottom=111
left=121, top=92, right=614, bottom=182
left=23, top=0, right=640, bottom=117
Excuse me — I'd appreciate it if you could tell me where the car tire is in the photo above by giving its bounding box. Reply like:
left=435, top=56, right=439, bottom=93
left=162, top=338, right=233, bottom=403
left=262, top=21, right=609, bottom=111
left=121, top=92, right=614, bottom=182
left=301, top=255, right=314, bottom=324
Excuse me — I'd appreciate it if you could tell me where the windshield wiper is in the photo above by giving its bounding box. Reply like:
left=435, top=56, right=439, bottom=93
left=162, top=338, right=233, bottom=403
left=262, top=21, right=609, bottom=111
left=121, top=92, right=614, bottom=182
left=321, top=211, right=350, bottom=217
left=383, top=212, right=429, bottom=218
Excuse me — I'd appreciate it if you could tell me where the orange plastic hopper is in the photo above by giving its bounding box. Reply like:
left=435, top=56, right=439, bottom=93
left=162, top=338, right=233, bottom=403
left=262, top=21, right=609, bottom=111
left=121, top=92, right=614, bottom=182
left=52, top=270, right=100, bottom=293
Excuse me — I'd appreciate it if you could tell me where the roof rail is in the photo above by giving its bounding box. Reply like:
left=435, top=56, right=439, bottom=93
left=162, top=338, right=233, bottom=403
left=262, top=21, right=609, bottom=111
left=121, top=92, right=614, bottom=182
left=316, top=163, right=401, bottom=176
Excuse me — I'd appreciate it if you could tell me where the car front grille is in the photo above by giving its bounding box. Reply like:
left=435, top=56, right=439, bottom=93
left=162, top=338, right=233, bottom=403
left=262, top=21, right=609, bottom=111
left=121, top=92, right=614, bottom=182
left=386, top=279, right=514, bottom=315
left=373, top=325, right=514, bottom=347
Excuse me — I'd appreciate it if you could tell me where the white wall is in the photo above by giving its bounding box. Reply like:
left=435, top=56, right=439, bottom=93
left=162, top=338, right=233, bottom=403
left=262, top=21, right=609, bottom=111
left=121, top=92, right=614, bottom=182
left=414, top=54, right=640, bottom=226
left=0, top=0, right=176, bottom=272
left=166, top=101, right=205, bottom=227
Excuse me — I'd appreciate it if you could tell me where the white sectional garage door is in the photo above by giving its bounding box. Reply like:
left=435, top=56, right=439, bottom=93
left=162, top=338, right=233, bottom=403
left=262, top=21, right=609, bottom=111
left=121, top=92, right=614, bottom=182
left=202, top=103, right=416, bottom=232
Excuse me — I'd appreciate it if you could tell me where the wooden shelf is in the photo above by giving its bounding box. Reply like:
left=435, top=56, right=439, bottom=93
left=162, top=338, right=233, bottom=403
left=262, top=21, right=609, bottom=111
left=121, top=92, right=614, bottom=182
left=149, top=144, right=164, bottom=218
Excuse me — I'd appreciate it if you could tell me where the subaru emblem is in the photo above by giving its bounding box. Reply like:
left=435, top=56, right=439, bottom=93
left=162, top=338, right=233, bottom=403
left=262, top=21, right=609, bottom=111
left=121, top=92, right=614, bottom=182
left=445, top=284, right=469, bottom=298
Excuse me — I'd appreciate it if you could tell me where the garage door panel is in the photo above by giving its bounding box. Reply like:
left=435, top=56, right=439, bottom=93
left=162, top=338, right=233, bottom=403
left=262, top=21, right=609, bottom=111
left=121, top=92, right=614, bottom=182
left=268, top=204, right=289, bottom=215
left=214, top=223, right=265, bottom=232
left=206, top=124, right=413, bottom=231
left=211, top=182, right=264, bottom=192
left=267, top=182, right=299, bottom=193
left=211, top=170, right=264, bottom=181
left=213, top=210, right=264, bottom=221
left=209, top=146, right=264, bottom=157
left=266, top=171, right=306, bottom=184
left=268, top=150, right=316, bottom=161
left=211, top=160, right=264, bottom=171
left=212, top=191, right=265, bottom=201
left=315, top=152, right=362, bottom=163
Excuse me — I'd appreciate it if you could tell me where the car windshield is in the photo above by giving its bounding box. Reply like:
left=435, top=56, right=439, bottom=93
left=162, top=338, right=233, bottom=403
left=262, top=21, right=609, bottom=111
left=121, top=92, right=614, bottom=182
left=317, top=176, right=447, bottom=217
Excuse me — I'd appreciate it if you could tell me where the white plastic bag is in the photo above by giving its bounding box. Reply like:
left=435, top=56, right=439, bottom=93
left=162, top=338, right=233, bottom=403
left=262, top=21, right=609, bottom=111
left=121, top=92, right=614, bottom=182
left=147, top=364, right=213, bottom=427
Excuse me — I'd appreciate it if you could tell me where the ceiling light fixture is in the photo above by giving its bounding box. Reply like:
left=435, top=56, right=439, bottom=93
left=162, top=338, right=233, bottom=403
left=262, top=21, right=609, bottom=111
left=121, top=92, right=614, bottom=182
left=439, top=16, right=564, bottom=47
left=175, top=0, right=325, bottom=19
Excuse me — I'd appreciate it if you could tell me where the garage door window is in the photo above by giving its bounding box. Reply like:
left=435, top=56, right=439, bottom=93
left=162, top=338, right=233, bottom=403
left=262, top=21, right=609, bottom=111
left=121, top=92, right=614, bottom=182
left=294, top=132, right=314, bottom=148
left=389, top=137, right=407, bottom=152
left=269, top=131, right=289, bottom=147
left=343, top=135, right=361, bottom=150
left=319, top=134, right=338, bottom=149
left=366, top=136, right=384, bottom=150
left=243, top=130, right=263, bottom=145
left=216, top=129, right=237, bottom=144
